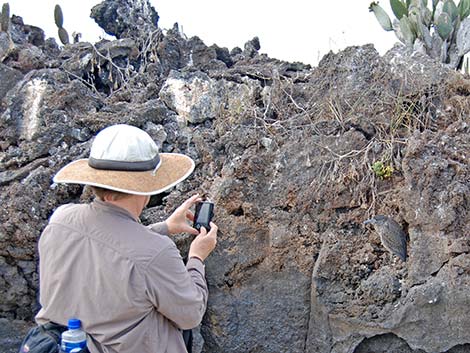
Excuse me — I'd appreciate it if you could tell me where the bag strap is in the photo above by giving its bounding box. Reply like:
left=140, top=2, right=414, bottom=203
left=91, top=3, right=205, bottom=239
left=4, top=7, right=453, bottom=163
left=39, top=322, right=67, bottom=344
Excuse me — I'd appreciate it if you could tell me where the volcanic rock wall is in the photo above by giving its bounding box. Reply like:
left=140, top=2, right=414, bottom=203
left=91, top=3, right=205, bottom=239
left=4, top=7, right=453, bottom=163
left=0, top=1, right=469, bottom=352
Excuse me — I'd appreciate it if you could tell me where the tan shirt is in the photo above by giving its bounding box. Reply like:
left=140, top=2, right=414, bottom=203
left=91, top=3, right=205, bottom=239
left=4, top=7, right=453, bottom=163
left=35, top=199, right=208, bottom=353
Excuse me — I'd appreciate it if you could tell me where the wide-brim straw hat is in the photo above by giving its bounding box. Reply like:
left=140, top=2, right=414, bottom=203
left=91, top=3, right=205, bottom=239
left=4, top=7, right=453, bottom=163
left=53, top=124, right=195, bottom=195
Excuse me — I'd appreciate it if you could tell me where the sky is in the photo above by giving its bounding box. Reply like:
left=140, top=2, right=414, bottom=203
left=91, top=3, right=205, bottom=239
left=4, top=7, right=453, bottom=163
left=7, top=0, right=399, bottom=66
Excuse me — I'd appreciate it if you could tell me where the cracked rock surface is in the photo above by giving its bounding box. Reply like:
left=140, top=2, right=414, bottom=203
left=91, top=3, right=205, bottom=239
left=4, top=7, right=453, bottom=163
left=1, top=1, right=469, bottom=352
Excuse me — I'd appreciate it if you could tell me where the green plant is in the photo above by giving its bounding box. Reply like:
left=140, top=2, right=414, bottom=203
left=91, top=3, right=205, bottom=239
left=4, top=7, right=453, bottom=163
left=1, top=2, right=10, bottom=33
left=54, top=4, right=69, bottom=45
left=464, top=56, right=470, bottom=73
left=369, top=0, right=470, bottom=70
left=0, top=2, right=14, bottom=61
left=371, top=161, right=394, bottom=179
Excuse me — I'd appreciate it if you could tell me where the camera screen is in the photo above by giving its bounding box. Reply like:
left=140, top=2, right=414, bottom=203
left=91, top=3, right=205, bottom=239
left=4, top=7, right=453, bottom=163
left=194, top=202, right=214, bottom=231
left=197, top=204, right=211, bottom=221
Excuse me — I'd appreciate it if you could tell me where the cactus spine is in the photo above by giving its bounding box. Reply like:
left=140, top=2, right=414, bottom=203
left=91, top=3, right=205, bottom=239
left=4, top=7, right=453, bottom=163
left=369, top=0, right=470, bottom=70
left=54, top=4, right=69, bottom=45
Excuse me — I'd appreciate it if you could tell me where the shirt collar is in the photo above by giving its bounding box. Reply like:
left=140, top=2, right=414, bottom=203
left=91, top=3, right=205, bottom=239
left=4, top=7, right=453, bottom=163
left=92, top=199, right=140, bottom=223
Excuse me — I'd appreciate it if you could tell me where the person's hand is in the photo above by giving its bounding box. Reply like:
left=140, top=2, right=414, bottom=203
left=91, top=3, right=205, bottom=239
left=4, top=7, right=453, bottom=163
left=188, top=222, right=218, bottom=262
left=165, top=194, right=202, bottom=235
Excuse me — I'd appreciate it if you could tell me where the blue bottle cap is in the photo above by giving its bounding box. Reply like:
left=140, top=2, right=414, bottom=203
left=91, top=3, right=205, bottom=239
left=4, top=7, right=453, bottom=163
left=68, top=318, right=81, bottom=329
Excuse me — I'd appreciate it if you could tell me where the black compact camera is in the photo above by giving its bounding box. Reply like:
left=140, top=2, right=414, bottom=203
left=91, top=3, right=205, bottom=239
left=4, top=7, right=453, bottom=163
left=193, top=201, right=214, bottom=231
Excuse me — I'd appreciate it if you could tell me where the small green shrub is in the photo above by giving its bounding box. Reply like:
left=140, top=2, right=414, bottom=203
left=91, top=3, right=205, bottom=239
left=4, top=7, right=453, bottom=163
left=371, top=161, right=394, bottom=179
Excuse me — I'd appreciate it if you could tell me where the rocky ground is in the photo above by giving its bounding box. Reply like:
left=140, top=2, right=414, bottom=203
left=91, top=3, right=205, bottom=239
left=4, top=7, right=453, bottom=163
left=0, top=0, right=469, bottom=352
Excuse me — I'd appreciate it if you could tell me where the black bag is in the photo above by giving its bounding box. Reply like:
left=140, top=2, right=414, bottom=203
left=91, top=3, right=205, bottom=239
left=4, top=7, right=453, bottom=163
left=182, top=329, right=193, bottom=353
left=18, top=322, right=65, bottom=353
left=18, top=322, right=89, bottom=353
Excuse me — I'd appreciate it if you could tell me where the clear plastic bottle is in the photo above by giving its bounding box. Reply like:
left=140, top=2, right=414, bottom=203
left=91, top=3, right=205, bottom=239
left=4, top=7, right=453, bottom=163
left=60, top=318, right=87, bottom=353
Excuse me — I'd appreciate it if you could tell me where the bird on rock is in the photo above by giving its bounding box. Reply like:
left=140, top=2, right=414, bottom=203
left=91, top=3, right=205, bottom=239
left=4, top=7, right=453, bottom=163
left=364, top=215, right=407, bottom=262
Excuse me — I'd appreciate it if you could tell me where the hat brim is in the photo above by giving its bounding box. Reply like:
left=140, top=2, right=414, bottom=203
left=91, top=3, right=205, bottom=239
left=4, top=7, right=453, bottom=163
left=53, top=153, right=195, bottom=196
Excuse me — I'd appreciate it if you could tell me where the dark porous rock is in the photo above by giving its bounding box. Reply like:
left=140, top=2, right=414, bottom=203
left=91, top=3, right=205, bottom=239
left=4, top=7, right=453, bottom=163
left=95, top=38, right=139, bottom=60
left=79, top=98, right=177, bottom=139
left=407, top=229, right=449, bottom=286
left=229, top=51, right=245, bottom=66
left=316, top=44, right=393, bottom=104
left=10, top=44, right=47, bottom=73
left=41, top=38, right=61, bottom=60
left=359, top=266, right=401, bottom=305
left=134, top=99, right=173, bottom=125
left=90, top=0, right=159, bottom=39
left=0, top=318, right=34, bottom=353
left=243, top=36, right=261, bottom=58
left=354, top=333, right=425, bottom=353
left=0, top=256, right=32, bottom=318
left=448, top=345, right=470, bottom=353
left=400, top=123, right=469, bottom=237
left=211, top=44, right=234, bottom=68
left=10, top=15, right=45, bottom=47
left=59, top=42, right=95, bottom=77
left=0, top=63, right=23, bottom=102
left=384, top=43, right=452, bottom=93
left=390, top=262, right=470, bottom=352
left=187, top=36, right=227, bottom=71
left=155, top=24, right=190, bottom=74
left=144, top=121, right=167, bottom=149
left=0, top=69, right=103, bottom=163
left=204, top=265, right=311, bottom=352
left=0, top=31, right=11, bottom=61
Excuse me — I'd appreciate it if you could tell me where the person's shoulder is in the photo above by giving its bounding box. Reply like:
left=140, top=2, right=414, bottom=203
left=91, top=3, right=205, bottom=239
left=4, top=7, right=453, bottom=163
left=127, top=225, right=177, bottom=266
left=49, top=203, right=88, bottom=222
left=139, top=225, right=174, bottom=248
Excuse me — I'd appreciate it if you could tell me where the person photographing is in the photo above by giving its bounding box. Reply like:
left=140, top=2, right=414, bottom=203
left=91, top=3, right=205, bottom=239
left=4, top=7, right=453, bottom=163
left=35, top=124, right=218, bottom=353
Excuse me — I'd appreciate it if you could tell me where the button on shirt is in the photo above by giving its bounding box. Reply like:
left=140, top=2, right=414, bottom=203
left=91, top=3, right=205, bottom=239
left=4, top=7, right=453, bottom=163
left=35, top=199, right=208, bottom=353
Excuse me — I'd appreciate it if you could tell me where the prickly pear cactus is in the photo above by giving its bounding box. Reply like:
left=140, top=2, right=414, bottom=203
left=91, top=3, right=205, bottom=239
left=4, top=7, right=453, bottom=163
left=1, top=2, right=10, bottom=33
left=369, top=0, right=470, bottom=69
left=437, top=11, right=454, bottom=39
left=54, top=4, right=69, bottom=45
left=58, top=27, right=69, bottom=45
left=54, top=4, right=64, bottom=28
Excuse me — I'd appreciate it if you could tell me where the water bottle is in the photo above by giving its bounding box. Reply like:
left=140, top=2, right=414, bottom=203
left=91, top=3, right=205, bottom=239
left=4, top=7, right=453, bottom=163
left=60, top=318, right=87, bottom=353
